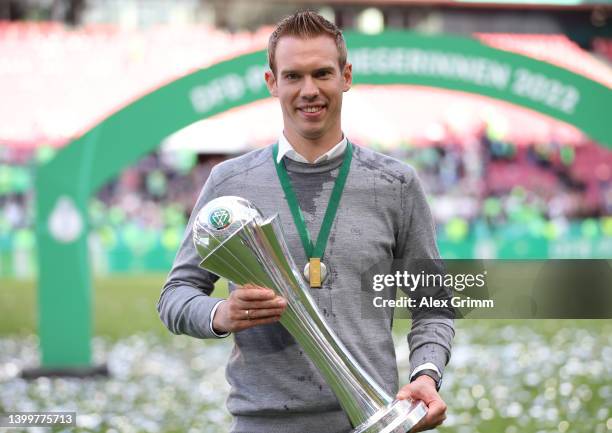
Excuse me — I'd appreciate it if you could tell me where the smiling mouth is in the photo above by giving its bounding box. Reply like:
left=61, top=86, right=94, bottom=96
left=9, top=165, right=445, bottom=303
left=298, top=105, right=326, bottom=115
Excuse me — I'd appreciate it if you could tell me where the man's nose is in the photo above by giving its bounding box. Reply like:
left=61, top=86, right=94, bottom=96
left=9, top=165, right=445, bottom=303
left=300, top=76, right=319, bottom=99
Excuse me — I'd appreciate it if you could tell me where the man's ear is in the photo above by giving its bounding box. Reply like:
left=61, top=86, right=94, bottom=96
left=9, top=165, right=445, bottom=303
left=342, top=62, right=353, bottom=92
left=265, top=70, right=278, bottom=97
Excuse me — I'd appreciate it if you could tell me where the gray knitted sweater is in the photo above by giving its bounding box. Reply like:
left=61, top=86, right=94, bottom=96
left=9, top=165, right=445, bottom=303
left=158, top=144, right=454, bottom=433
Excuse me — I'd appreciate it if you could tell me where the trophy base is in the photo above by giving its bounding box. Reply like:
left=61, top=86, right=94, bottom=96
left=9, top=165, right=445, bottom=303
left=352, top=399, right=427, bottom=433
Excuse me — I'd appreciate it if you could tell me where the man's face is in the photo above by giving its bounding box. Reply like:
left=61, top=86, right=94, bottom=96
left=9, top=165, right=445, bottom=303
left=265, top=35, right=352, bottom=142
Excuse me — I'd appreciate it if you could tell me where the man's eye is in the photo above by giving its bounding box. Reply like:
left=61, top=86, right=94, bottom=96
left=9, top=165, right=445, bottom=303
left=316, top=71, right=331, bottom=78
left=286, top=74, right=298, bottom=80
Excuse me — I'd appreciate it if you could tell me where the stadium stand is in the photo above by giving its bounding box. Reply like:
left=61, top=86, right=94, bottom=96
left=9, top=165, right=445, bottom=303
left=0, top=23, right=610, bottom=276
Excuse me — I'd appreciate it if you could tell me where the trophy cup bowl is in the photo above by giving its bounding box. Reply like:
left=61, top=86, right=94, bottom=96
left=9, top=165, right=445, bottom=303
left=193, top=196, right=427, bottom=433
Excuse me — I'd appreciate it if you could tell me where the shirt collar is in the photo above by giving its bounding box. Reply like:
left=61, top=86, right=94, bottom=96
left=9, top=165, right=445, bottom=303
left=276, top=133, right=347, bottom=164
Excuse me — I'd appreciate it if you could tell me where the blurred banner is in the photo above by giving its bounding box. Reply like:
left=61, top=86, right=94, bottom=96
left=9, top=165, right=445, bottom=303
left=1, top=221, right=611, bottom=278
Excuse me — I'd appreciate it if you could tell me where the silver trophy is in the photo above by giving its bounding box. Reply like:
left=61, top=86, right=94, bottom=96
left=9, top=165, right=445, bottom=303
left=193, top=196, right=427, bottom=433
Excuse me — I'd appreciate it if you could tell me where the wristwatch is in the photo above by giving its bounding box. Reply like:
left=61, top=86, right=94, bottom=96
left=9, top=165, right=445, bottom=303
left=411, top=369, right=442, bottom=391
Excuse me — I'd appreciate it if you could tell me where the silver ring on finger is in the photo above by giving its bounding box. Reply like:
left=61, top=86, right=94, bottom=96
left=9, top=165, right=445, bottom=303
left=245, top=309, right=251, bottom=320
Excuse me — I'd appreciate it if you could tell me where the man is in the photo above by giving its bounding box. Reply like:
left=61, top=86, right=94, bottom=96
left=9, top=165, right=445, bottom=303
left=158, top=11, right=454, bottom=433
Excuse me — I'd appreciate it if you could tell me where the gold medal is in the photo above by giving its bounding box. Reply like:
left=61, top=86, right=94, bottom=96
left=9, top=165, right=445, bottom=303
left=303, top=258, right=327, bottom=288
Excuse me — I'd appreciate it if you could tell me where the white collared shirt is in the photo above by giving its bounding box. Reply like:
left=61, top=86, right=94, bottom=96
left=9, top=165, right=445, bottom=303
left=276, top=133, right=347, bottom=164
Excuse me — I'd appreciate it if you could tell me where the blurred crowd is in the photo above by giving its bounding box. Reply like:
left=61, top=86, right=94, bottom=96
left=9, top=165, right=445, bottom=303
left=391, top=129, right=612, bottom=227
left=1, top=128, right=611, bottom=248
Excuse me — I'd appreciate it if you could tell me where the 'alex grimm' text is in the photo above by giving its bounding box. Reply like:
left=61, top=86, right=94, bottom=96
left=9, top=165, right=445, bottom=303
left=372, top=296, right=494, bottom=309
left=371, top=271, right=494, bottom=310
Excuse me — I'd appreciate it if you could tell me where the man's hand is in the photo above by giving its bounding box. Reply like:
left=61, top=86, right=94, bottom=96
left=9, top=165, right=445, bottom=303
left=212, top=284, right=287, bottom=333
left=396, top=376, right=447, bottom=432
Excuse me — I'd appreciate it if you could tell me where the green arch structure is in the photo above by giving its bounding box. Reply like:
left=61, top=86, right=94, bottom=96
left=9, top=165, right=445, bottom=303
left=34, top=31, right=612, bottom=370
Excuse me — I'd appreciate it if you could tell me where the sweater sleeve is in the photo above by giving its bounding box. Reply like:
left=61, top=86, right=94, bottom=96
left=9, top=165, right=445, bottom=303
left=157, top=168, right=226, bottom=339
left=397, top=169, right=455, bottom=378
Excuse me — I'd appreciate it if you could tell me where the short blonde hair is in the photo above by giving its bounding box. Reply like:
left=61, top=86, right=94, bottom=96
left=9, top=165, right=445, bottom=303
left=267, top=10, right=347, bottom=74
